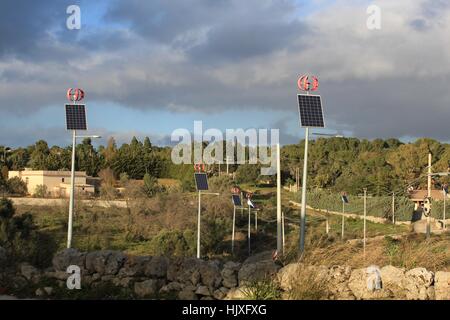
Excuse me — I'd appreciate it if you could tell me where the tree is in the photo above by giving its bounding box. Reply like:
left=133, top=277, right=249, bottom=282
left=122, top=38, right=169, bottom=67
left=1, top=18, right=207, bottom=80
left=29, top=140, right=50, bottom=170
left=76, top=138, right=101, bottom=176
left=7, top=177, right=27, bottom=196
left=142, top=173, right=163, bottom=197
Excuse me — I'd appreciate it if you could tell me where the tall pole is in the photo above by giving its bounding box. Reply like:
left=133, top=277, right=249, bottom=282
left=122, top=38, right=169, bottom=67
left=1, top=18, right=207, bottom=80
left=67, top=129, right=77, bottom=249
left=363, top=188, right=367, bottom=257
left=427, top=152, right=432, bottom=238
left=392, top=192, right=395, bottom=224
left=282, top=211, right=285, bottom=251
left=197, top=191, right=201, bottom=259
left=444, top=191, right=447, bottom=230
left=276, top=143, right=282, bottom=254
left=299, top=127, right=309, bottom=254
left=248, top=205, right=251, bottom=255
left=341, top=201, right=345, bottom=240
left=232, top=206, right=236, bottom=254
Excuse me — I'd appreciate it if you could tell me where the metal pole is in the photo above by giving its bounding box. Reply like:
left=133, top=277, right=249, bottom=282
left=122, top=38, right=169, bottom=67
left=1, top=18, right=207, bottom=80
left=326, top=209, right=329, bottom=234
left=299, top=127, right=309, bottom=254
left=248, top=205, right=251, bottom=255
left=67, top=129, right=77, bottom=249
left=392, top=192, right=395, bottom=224
left=232, top=205, right=236, bottom=254
left=277, top=143, right=282, bottom=254
left=427, top=152, right=432, bottom=238
left=282, top=211, right=285, bottom=251
left=341, top=201, right=345, bottom=240
left=364, top=188, right=367, bottom=257
left=444, top=192, right=446, bottom=230
left=197, top=191, right=201, bottom=259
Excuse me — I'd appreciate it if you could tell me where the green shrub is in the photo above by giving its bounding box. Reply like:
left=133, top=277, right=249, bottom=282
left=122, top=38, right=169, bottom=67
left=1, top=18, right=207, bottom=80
left=235, top=164, right=261, bottom=185
left=142, top=173, right=164, bottom=197
left=0, top=198, right=57, bottom=268
left=33, top=184, right=48, bottom=198
left=7, top=177, right=28, bottom=196
left=242, top=279, right=281, bottom=300
left=148, top=229, right=195, bottom=256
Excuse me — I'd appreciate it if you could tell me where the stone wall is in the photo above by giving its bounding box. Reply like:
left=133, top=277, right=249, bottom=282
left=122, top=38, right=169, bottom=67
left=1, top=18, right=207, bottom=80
left=1, top=247, right=449, bottom=300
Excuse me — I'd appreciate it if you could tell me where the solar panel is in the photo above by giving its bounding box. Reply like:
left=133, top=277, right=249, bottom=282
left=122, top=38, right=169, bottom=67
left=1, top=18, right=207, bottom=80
left=297, top=94, right=325, bottom=128
left=194, top=173, right=209, bottom=191
left=232, top=195, right=242, bottom=207
left=65, top=104, right=87, bottom=130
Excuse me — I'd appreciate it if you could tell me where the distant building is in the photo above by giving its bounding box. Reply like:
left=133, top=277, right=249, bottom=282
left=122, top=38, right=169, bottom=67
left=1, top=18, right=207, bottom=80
left=8, top=169, right=95, bottom=197
left=408, top=189, right=448, bottom=210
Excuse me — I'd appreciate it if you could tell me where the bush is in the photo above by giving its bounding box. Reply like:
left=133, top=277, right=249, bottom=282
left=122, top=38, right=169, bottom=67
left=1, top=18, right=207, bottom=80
left=100, top=184, right=118, bottom=200
left=0, top=198, right=57, bottom=268
left=142, top=173, right=164, bottom=197
left=235, top=164, right=261, bottom=185
left=33, top=184, right=48, bottom=198
left=287, top=265, right=330, bottom=300
left=208, top=175, right=234, bottom=193
left=242, top=279, right=281, bottom=300
left=148, top=229, right=195, bottom=256
left=7, top=177, right=28, bottom=196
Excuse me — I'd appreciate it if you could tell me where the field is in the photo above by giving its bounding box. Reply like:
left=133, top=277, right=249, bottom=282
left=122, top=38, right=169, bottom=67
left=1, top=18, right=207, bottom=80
left=11, top=182, right=450, bottom=272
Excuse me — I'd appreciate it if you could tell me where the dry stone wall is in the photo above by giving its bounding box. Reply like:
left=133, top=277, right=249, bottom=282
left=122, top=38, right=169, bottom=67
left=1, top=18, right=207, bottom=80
left=0, top=247, right=449, bottom=300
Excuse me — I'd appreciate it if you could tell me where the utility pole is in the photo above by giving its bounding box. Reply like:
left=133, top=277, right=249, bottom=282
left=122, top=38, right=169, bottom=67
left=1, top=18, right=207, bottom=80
left=282, top=211, right=285, bottom=252
left=299, top=127, right=309, bottom=254
left=392, top=192, right=395, bottom=224
left=276, top=143, right=282, bottom=254
left=197, top=190, right=201, bottom=258
left=67, top=129, right=76, bottom=249
left=363, top=188, right=367, bottom=257
left=341, top=200, right=345, bottom=240
left=427, top=152, right=432, bottom=239
left=444, top=190, right=446, bottom=230
left=248, top=204, right=251, bottom=255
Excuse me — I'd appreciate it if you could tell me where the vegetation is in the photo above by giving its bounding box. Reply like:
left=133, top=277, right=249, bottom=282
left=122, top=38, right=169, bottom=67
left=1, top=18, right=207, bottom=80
left=242, top=279, right=282, bottom=300
left=0, top=198, right=57, bottom=268
left=286, top=265, right=330, bottom=300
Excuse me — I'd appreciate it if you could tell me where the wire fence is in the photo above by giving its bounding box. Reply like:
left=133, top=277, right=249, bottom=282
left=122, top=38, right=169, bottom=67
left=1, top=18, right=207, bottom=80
left=306, top=189, right=415, bottom=221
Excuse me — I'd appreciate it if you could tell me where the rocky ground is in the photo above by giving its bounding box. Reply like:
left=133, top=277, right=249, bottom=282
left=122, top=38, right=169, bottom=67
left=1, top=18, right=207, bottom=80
left=0, top=246, right=449, bottom=300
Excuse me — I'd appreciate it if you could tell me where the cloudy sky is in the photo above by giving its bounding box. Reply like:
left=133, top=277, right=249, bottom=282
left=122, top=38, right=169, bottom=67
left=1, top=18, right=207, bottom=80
left=1, top=0, right=450, bottom=147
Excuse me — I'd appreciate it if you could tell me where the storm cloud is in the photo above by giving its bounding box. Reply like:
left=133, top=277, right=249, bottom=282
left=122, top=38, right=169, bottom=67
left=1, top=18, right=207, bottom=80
left=1, top=0, right=450, bottom=144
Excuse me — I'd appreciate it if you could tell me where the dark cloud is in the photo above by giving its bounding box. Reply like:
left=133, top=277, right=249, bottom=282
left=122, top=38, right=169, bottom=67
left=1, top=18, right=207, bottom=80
left=0, top=0, right=75, bottom=60
left=1, top=0, right=450, bottom=145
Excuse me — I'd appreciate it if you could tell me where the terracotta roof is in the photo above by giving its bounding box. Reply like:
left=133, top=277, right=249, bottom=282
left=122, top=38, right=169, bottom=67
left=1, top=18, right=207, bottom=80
left=408, top=189, right=447, bottom=201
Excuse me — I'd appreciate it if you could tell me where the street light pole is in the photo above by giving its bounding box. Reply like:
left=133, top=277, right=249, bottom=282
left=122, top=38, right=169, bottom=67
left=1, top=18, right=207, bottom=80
left=276, top=143, right=282, bottom=254
left=197, top=190, right=201, bottom=259
left=67, top=133, right=100, bottom=249
left=427, top=152, right=432, bottom=239
left=299, top=127, right=309, bottom=254
left=67, top=129, right=77, bottom=249
left=363, top=188, right=367, bottom=257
